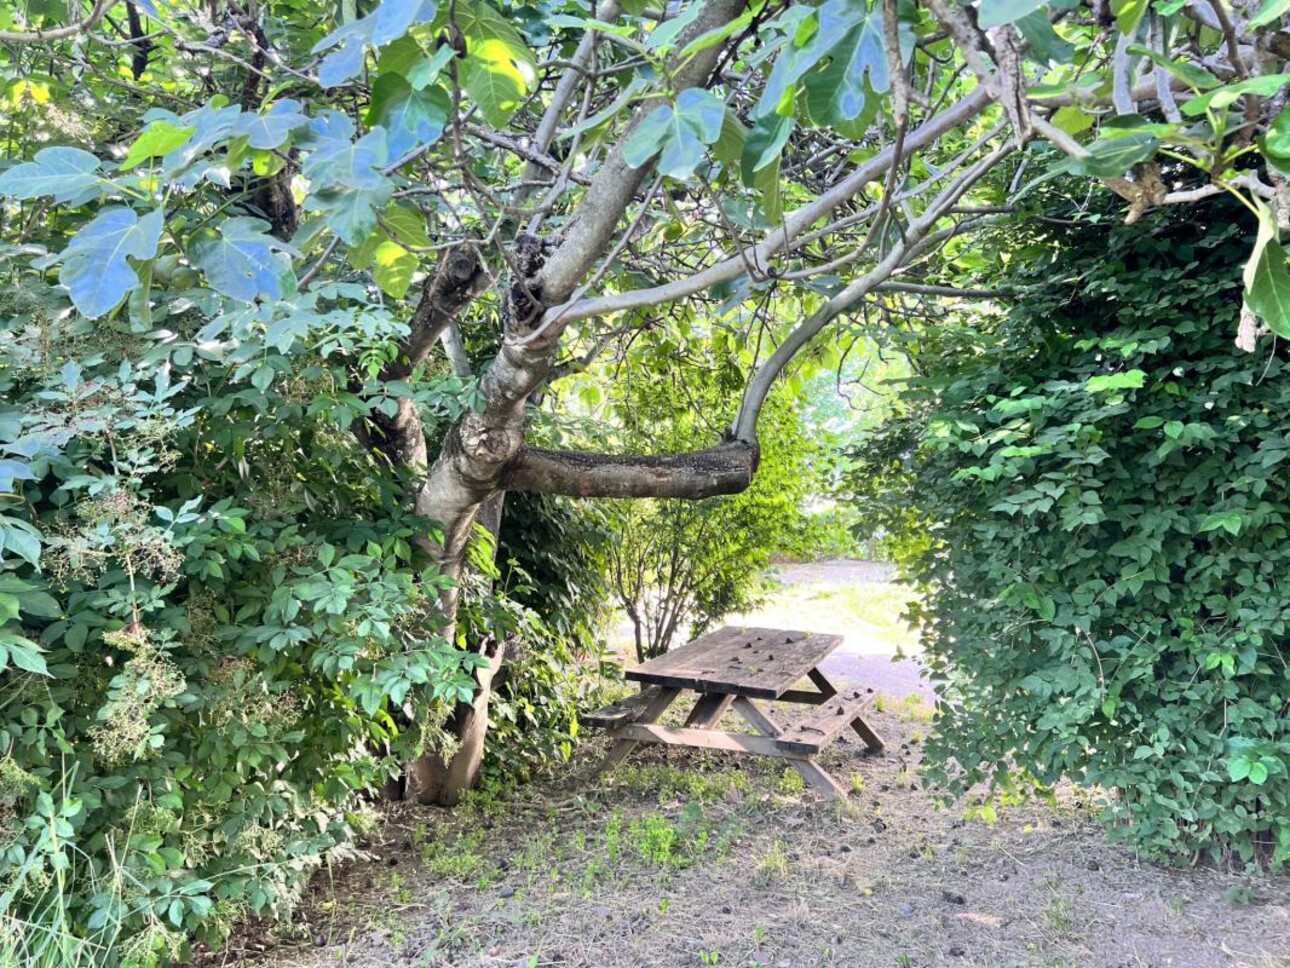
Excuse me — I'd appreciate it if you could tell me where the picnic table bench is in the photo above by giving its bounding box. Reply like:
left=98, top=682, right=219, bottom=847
left=585, top=626, right=885, bottom=798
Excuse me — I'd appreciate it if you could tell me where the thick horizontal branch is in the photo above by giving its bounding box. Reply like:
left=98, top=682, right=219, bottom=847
left=502, top=443, right=757, bottom=499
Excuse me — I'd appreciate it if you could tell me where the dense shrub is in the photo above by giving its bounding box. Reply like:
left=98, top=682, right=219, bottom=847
left=0, top=280, right=605, bottom=961
left=852, top=199, right=1290, bottom=866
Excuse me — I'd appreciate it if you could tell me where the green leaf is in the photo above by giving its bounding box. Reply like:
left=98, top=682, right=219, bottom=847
left=191, top=217, right=298, bottom=303
left=1086, top=370, right=1145, bottom=392
left=1015, top=12, right=1074, bottom=65
left=302, top=128, right=393, bottom=244
left=1110, top=0, right=1148, bottom=34
left=314, top=0, right=439, bottom=88
left=1242, top=201, right=1290, bottom=338
left=1199, top=512, right=1243, bottom=536
left=58, top=206, right=163, bottom=318
left=978, top=0, right=1048, bottom=29
left=456, top=0, right=537, bottom=127
left=801, top=14, right=888, bottom=126
left=2, top=633, right=49, bottom=676
left=1125, top=46, right=1218, bottom=92
left=367, top=75, right=449, bottom=157
left=122, top=121, right=197, bottom=169
left=1228, top=757, right=1251, bottom=782
left=232, top=100, right=309, bottom=149
left=1065, top=130, right=1159, bottom=178
left=1182, top=74, right=1290, bottom=117
left=381, top=203, right=432, bottom=249
left=624, top=89, right=726, bottom=180
left=742, top=112, right=794, bottom=178
left=0, top=146, right=102, bottom=202
left=1259, top=102, right=1290, bottom=172
left=1248, top=761, right=1269, bottom=785
left=371, top=239, right=417, bottom=297
left=1249, top=0, right=1290, bottom=28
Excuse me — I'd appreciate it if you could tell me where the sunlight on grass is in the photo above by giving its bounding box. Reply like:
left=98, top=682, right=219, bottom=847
left=731, top=576, right=920, bottom=654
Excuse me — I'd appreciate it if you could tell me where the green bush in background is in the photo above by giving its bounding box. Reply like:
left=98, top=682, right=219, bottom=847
left=852, top=198, right=1290, bottom=867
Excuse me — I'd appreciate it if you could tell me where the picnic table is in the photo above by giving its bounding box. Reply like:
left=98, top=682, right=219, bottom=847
left=585, top=626, right=885, bottom=798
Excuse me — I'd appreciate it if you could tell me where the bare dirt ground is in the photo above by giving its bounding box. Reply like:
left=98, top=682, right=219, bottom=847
left=243, top=704, right=1290, bottom=968
left=222, top=563, right=1290, bottom=968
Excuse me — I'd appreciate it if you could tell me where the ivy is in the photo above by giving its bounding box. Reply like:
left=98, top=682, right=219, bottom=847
left=853, top=197, right=1290, bottom=868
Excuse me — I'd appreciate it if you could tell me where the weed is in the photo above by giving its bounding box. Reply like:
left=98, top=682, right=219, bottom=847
left=756, top=840, right=789, bottom=885
left=776, top=768, right=806, bottom=796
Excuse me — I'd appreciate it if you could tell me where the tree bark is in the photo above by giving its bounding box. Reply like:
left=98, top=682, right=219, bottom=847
left=502, top=443, right=757, bottom=499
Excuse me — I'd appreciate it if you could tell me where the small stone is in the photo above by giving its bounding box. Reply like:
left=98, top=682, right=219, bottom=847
left=721, top=905, right=732, bottom=914
left=941, top=891, right=966, bottom=905
left=313, top=934, right=326, bottom=947
left=898, top=903, right=914, bottom=916
left=593, top=905, right=611, bottom=920
left=949, top=945, right=967, bottom=957
left=498, top=885, right=516, bottom=899
left=838, top=844, right=852, bottom=853
left=1087, top=859, right=1101, bottom=871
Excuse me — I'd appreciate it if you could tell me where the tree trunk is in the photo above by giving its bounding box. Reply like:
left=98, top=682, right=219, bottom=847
left=406, top=636, right=508, bottom=806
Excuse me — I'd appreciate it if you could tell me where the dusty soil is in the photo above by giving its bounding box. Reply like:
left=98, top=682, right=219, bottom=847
left=216, top=563, right=1289, bottom=968
left=244, top=698, right=1290, bottom=968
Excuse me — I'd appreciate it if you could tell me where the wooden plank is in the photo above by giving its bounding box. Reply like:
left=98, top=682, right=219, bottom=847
left=777, top=688, right=830, bottom=706
left=805, top=668, right=886, bottom=752
left=581, top=685, right=666, bottom=728
left=775, top=686, right=880, bottom=754
left=610, top=723, right=802, bottom=758
left=683, top=693, right=735, bottom=728
left=595, top=687, right=681, bottom=772
left=732, top=696, right=782, bottom=737
left=625, top=626, right=843, bottom=699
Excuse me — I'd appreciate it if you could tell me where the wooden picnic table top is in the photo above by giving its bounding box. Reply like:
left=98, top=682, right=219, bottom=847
left=624, top=626, right=843, bottom=700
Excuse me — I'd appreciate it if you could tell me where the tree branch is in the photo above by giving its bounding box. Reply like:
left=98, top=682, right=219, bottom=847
left=0, top=0, right=115, bottom=44
left=545, top=87, right=992, bottom=326
left=503, top=443, right=757, bottom=499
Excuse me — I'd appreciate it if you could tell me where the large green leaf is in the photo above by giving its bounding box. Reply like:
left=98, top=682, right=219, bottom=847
left=1249, top=0, right=1290, bottom=28
left=1182, top=74, right=1290, bottom=117
left=370, top=239, right=417, bottom=297
left=367, top=75, right=449, bottom=157
left=742, top=112, right=794, bottom=180
left=1065, top=130, right=1159, bottom=177
left=1260, top=102, right=1290, bottom=173
left=623, top=88, right=725, bottom=180
left=314, top=0, right=438, bottom=88
left=1243, top=201, right=1290, bottom=338
left=58, top=207, right=163, bottom=318
left=456, top=0, right=537, bottom=127
left=232, top=100, right=310, bottom=149
left=0, top=146, right=102, bottom=202
left=754, top=0, right=866, bottom=119
left=303, top=128, right=393, bottom=243
left=978, top=0, right=1048, bottom=29
left=1110, top=0, right=1148, bottom=34
left=121, top=121, right=196, bottom=169
left=191, top=217, right=298, bottom=303
left=801, top=13, right=891, bottom=127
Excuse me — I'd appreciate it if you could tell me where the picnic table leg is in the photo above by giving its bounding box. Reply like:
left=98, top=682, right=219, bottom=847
left=805, top=669, right=886, bottom=752
left=683, top=693, right=735, bottom=728
left=731, top=697, right=848, bottom=800
left=596, top=687, right=682, bottom=773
